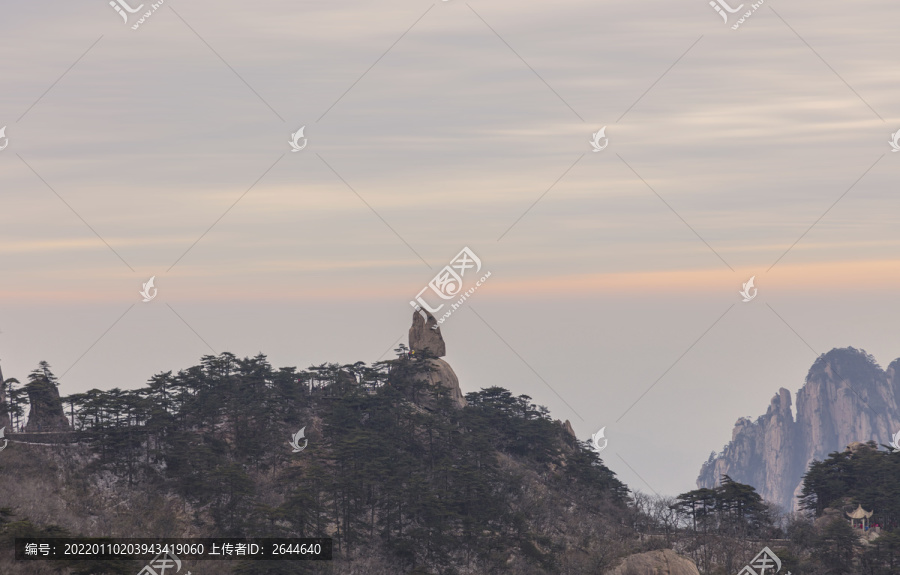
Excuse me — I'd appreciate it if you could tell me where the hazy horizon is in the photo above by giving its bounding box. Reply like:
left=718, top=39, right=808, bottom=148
left=2, top=0, right=900, bottom=500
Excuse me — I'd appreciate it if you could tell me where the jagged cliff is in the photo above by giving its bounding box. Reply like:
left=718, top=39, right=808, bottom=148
left=697, top=347, right=900, bottom=511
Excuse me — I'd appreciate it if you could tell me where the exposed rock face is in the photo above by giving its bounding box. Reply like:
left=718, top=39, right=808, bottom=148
left=409, top=309, right=445, bottom=358
left=403, top=310, right=465, bottom=409
left=0, top=361, right=10, bottom=430
left=24, top=376, right=70, bottom=432
left=698, top=348, right=900, bottom=511
left=412, top=358, right=467, bottom=409
left=560, top=419, right=576, bottom=439
left=697, top=388, right=802, bottom=511
left=606, top=549, right=700, bottom=575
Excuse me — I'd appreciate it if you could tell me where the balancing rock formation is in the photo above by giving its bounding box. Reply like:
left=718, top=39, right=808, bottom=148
left=408, top=310, right=466, bottom=408
left=697, top=347, right=900, bottom=511
left=24, top=371, right=71, bottom=432
left=409, top=309, right=446, bottom=357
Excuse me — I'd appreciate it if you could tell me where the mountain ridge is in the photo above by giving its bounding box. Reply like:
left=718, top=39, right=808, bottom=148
left=697, top=347, right=900, bottom=511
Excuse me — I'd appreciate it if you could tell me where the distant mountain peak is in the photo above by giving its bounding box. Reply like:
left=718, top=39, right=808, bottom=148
left=698, top=347, right=900, bottom=511
left=809, top=347, right=882, bottom=377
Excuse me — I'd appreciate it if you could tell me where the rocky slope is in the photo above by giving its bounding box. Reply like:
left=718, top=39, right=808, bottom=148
left=697, top=347, right=900, bottom=511
left=607, top=549, right=700, bottom=575
left=0, top=312, right=637, bottom=575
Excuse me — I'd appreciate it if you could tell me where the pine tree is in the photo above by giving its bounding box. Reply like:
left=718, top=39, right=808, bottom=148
left=4, top=377, right=25, bottom=431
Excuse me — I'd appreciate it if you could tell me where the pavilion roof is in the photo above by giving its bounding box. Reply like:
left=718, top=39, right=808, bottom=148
left=846, top=505, right=873, bottom=519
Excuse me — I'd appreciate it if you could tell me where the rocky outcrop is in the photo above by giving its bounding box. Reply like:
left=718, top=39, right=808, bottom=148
left=402, top=310, right=466, bottom=409
left=606, top=549, right=700, bottom=575
left=698, top=348, right=900, bottom=511
left=409, top=309, right=445, bottom=358
left=412, top=358, right=467, bottom=409
left=559, top=419, right=576, bottom=439
left=24, top=375, right=70, bottom=432
left=697, top=388, right=803, bottom=511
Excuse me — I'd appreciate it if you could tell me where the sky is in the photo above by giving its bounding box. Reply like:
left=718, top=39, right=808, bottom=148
left=1, top=0, right=899, bottom=499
